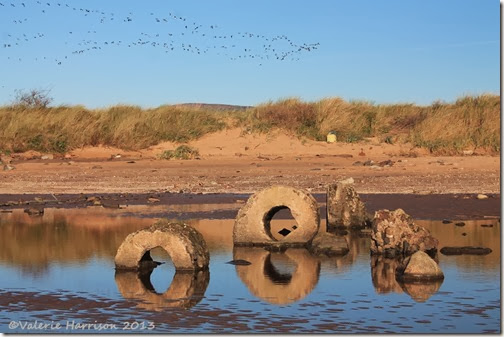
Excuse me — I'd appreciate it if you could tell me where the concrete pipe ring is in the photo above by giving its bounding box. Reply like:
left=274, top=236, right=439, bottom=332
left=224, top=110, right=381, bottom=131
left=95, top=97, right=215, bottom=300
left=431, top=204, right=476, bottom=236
left=233, top=185, right=320, bottom=246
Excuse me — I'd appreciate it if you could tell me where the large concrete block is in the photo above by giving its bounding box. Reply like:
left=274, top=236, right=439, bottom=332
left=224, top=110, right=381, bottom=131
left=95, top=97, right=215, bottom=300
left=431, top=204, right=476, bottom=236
left=326, top=178, right=369, bottom=230
left=115, top=220, right=209, bottom=271
left=233, top=185, right=320, bottom=246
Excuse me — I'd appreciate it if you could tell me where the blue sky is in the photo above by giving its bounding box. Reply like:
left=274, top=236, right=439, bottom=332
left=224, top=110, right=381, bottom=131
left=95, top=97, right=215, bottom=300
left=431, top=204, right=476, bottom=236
left=0, top=0, right=499, bottom=108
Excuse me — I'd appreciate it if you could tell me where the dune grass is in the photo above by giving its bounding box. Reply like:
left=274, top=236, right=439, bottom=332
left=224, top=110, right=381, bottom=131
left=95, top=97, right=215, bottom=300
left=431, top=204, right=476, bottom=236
left=0, top=94, right=499, bottom=155
left=0, top=104, right=227, bottom=153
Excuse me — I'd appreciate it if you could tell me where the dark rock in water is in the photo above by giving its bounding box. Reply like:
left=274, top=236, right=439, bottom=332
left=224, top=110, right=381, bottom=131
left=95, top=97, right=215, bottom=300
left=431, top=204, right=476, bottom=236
left=226, top=259, right=251, bottom=266
left=24, top=208, right=44, bottom=216
left=308, top=232, right=349, bottom=256
left=481, top=224, right=494, bottom=228
left=442, top=219, right=452, bottom=224
left=440, top=246, right=492, bottom=255
left=454, top=222, right=466, bottom=227
left=102, top=202, right=120, bottom=209
left=461, top=233, right=467, bottom=236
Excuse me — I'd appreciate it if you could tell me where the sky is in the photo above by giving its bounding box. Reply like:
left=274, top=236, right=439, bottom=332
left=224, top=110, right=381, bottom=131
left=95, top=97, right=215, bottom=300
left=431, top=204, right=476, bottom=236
left=0, top=0, right=500, bottom=108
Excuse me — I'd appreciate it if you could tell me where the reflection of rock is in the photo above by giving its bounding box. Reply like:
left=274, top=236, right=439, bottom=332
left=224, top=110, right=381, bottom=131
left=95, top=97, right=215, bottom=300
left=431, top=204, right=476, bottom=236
left=396, top=251, right=444, bottom=282
left=115, top=269, right=210, bottom=310
left=233, top=186, right=320, bottom=247
left=115, top=220, right=209, bottom=271
left=326, top=179, right=370, bottom=230
left=309, top=232, right=349, bottom=256
left=370, top=255, right=403, bottom=294
left=370, top=209, right=438, bottom=257
left=24, top=208, right=44, bottom=216
left=440, top=246, right=492, bottom=255
left=399, top=280, right=443, bottom=303
left=370, top=255, right=443, bottom=302
left=233, top=247, right=320, bottom=305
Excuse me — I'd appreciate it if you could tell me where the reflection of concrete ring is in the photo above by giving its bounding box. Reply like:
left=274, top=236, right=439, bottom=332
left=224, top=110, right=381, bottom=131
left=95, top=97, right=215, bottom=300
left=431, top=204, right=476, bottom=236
left=115, top=220, right=209, bottom=271
left=233, top=247, right=320, bottom=305
left=115, top=269, right=210, bottom=310
left=233, top=186, right=320, bottom=245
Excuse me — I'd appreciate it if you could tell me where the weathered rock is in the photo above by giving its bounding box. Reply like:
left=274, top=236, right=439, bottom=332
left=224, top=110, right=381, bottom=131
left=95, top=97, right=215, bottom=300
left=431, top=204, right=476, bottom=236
left=476, top=194, right=488, bottom=200
left=308, top=232, right=349, bottom=256
left=370, top=209, right=439, bottom=257
left=326, top=178, right=370, bottom=230
left=440, top=246, right=492, bottom=255
left=233, top=185, right=320, bottom=246
left=454, top=222, right=466, bottom=227
left=24, top=208, right=44, bottom=216
left=86, top=196, right=100, bottom=203
left=41, top=154, right=54, bottom=160
left=115, top=220, right=209, bottom=271
left=3, top=164, right=15, bottom=171
left=396, top=251, right=444, bottom=282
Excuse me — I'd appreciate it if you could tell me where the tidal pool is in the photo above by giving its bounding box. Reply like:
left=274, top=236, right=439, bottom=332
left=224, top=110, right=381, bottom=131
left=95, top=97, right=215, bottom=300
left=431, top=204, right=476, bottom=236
left=0, top=205, right=500, bottom=333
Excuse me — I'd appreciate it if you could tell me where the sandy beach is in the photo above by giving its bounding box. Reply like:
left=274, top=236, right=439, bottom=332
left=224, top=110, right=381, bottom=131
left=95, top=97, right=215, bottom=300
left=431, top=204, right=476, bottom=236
left=0, top=128, right=499, bottom=195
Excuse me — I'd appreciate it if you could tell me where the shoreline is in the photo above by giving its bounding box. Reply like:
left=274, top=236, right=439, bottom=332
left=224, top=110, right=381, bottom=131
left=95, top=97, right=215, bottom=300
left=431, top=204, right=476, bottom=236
left=1, top=192, right=500, bottom=221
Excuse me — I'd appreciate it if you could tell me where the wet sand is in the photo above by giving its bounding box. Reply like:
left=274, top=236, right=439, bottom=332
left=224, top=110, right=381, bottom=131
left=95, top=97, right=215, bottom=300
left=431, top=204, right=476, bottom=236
left=0, top=192, right=500, bottom=220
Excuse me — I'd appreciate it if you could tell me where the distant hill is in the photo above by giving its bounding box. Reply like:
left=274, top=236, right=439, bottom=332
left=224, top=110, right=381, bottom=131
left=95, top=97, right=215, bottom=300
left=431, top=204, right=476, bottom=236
left=174, top=103, right=252, bottom=111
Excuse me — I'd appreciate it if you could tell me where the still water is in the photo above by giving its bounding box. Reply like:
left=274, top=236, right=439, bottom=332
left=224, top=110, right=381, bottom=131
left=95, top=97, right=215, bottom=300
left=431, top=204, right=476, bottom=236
left=0, top=204, right=500, bottom=333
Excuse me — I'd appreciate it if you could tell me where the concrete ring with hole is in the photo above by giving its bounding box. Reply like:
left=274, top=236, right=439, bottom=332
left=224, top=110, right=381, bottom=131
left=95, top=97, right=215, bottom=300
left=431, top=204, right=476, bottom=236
left=233, top=185, right=320, bottom=246
left=114, top=220, right=210, bottom=271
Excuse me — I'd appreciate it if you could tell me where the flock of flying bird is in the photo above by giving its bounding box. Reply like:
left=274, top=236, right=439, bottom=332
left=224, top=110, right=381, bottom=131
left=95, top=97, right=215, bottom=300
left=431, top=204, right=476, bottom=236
left=1, top=0, right=320, bottom=67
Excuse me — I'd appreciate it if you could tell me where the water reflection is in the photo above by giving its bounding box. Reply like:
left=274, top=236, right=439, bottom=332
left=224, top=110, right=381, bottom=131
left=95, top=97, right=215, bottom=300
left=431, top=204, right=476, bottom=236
left=115, top=269, right=210, bottom=311
left=370, top=255, right=444, bottom=302
left=399, top=279, right=444, bottom=303
left=370, top=256, right=403, bottom=295
left=233, top=247, right=320, bottom=305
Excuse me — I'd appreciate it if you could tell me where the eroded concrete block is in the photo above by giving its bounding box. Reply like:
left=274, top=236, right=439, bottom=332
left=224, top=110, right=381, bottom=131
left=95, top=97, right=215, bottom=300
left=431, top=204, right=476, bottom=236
left=326, top=178, right=369, bottom=230
left=233, top=185, right=320, bottom=246
left=115, top=220, right=209, bottom=271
